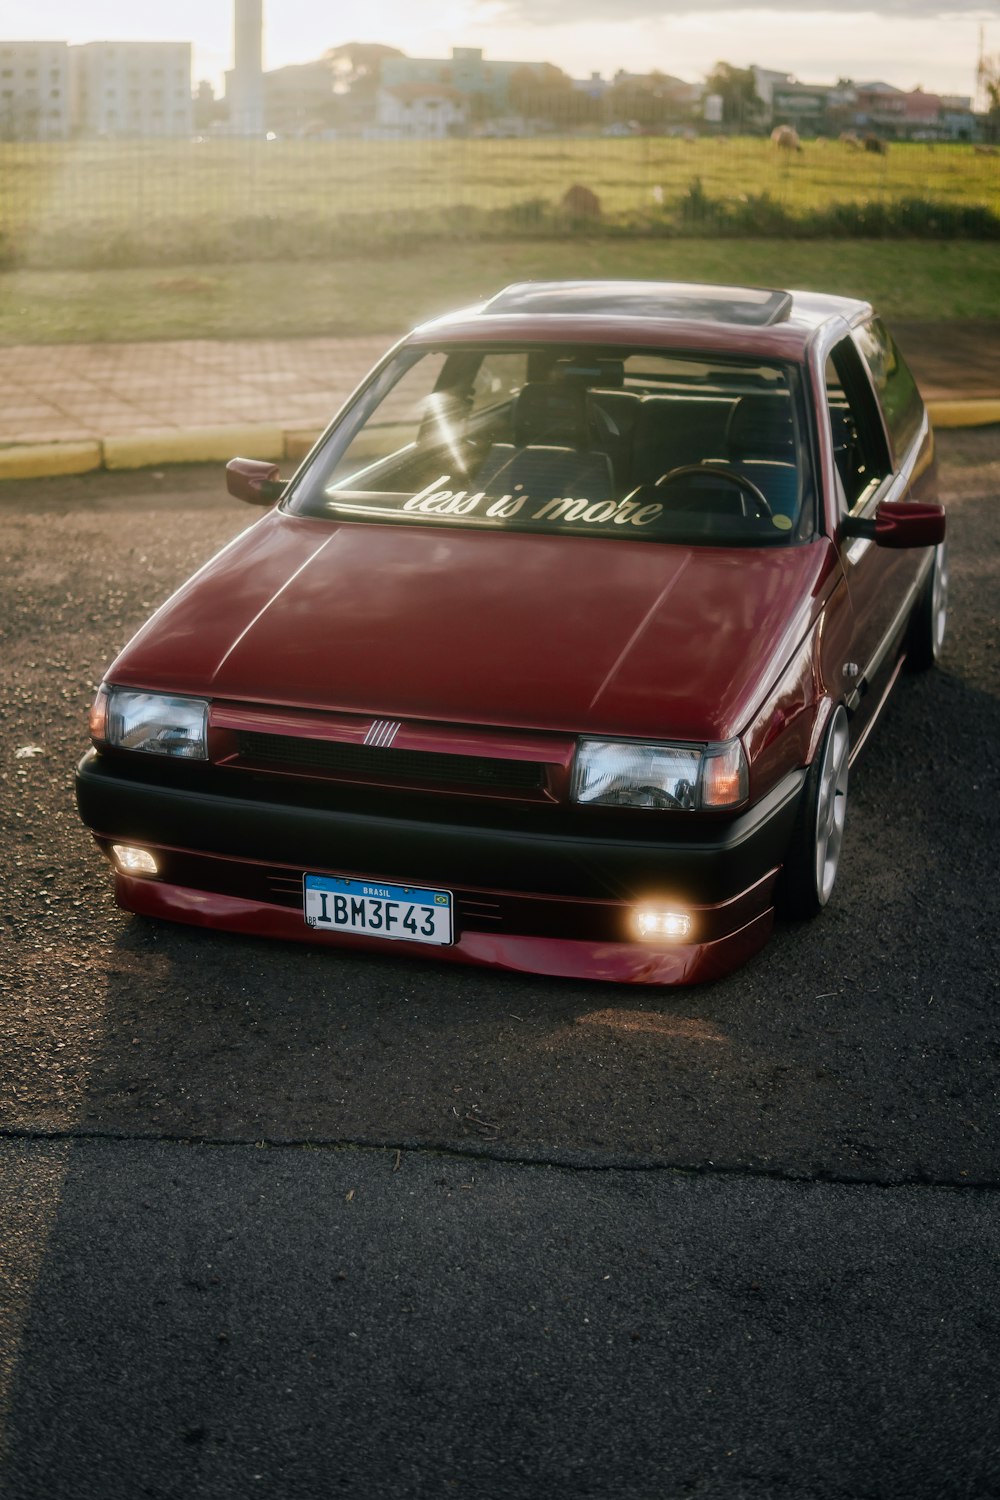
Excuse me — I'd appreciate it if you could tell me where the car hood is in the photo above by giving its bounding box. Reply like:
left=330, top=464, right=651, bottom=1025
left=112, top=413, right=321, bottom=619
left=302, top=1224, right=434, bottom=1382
left=109, top=510, right=836, bottom=741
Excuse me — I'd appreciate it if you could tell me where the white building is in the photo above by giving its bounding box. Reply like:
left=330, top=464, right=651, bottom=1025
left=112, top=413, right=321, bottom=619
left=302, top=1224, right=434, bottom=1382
left=71, top=41, right=192, bottom=138
left=0, top=39, right=70, bottom=139
left=375, top=83, right=467, bottom=138
left=751, top=66, right=795, bottom=120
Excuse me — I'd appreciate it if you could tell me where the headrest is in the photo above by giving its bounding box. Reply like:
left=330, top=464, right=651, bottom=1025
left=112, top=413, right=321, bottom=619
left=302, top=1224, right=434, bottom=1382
left=726, top=395, right=794, bottom=460
left=553, top=357, right=625, bottom=389
left=514, top=382, right=589, bottom=449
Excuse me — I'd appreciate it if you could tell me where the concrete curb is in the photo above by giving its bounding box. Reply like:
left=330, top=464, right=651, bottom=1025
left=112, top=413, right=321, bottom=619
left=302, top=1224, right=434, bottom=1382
left=0, top=402, right=996, bottom=483
left=103, top=424, right=286, bottom=471
left=925, top=398, right=1000, bottom=430
left=0, top=441, right=103, bottom=481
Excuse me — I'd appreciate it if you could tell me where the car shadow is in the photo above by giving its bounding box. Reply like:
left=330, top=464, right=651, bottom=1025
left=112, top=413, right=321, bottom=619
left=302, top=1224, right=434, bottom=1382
left=37, top=647, right=989, bottom=1190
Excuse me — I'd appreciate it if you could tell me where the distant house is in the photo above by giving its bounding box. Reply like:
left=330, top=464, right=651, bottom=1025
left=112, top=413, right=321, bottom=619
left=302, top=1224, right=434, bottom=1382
left=898, top=88, right=976, bottom=139
left=573, top=72, right=607, bottom=102
left=375, top=82, right=467, bottom=138
left=902, top=88, right=944, bottom=127
left=764, top=75, right=975, bottom=141
left=939, top=94, right=977, bottom=141
left=851, top=80, right=976, bottom=140
left=380, top=46, right=546, bottom=115
left=771, top=80, right=851, bottom=135
left=610, top=69, right=701, bottom=116
left=751, top=67, right=794, bottom=120
left=853, top=80, right=907, bottom=133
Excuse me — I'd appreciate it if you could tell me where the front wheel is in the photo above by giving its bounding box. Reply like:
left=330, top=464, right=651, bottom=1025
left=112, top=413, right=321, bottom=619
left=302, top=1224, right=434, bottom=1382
left=777, top=705, right=850, bottom=920
left=906, top=543, right=948, bottom=672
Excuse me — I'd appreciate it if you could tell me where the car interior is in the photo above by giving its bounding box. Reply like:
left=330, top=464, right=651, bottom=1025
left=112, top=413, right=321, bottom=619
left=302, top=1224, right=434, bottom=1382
left=310, top=346, right=813, bottom=542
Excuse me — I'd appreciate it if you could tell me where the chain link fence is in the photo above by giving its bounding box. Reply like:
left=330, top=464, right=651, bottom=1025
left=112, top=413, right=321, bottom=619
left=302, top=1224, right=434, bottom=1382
left=1, top=132, right=998, bottom=447
left=3, top=134, right=1000, bottom=272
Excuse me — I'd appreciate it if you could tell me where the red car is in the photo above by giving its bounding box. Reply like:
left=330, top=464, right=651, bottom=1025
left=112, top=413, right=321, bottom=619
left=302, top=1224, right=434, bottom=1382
left=77, top=280, right=947, bottom=985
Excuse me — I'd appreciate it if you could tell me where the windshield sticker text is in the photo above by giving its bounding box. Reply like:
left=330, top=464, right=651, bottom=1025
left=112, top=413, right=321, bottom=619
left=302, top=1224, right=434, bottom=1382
left=397, top=475, right=663, bottom=528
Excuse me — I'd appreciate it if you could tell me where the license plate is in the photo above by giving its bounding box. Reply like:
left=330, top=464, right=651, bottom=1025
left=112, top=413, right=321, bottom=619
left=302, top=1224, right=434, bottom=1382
left=303, top=874, right=453, bottom=946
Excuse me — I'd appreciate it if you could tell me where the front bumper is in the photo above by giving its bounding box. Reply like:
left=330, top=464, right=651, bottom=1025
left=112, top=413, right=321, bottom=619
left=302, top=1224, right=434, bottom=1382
left=76, top=750, right=804, bottom=985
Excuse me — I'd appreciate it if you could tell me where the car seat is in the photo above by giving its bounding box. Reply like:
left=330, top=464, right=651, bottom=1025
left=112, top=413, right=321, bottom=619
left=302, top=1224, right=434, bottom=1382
left=474, top=382, right=614, bottom=500
left=724, top=393, right=800, bottom=520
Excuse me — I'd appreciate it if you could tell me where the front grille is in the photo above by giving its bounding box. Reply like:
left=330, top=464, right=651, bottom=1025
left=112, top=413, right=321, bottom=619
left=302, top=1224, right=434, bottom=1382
left=145, top=853, right=629, bottom=942
left=237, top=731, right=546, bottom=792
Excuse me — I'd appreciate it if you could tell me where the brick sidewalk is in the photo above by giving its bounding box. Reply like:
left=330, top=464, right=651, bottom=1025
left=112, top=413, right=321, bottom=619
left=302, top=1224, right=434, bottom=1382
left=0, top=337, right=388, bottom=447
left=0, top=324, right=996, bottom=451
left=892, top=322, right=1000, bottom=403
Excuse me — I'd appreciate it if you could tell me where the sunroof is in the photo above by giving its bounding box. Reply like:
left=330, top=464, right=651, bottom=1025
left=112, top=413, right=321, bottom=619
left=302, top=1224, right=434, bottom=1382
left=481, top=281, right=794, bottom=327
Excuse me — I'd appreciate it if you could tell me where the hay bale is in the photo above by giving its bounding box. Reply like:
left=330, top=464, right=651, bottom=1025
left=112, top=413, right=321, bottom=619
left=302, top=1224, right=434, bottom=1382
left=561, top=184, right=602, bottom=220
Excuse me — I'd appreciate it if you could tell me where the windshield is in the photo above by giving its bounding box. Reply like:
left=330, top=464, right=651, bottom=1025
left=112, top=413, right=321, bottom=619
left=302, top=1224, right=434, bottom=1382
left=289, top=343, right=813, bottom=546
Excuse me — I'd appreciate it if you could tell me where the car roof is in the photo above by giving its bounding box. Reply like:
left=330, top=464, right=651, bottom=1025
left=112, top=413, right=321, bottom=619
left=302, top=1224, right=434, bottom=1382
left=406, top=279, right=873, bottom=361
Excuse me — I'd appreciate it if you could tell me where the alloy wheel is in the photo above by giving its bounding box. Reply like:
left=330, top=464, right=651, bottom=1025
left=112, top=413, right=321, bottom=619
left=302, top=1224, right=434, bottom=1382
left=814, top=708, right=849, bottom=906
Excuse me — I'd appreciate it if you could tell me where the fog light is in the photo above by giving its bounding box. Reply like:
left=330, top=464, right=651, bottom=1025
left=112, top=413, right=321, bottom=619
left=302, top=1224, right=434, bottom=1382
left=112, top=844, right=159, bottom=876
left=635, top=908, right=692, bottom=941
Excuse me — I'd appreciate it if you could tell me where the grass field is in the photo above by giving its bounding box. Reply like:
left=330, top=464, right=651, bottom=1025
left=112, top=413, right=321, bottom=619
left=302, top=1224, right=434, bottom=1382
left=3, top=135, right=1000, bottom=270
left=1, top=136, right=998, bottom=344
left=1, top=238, right=997, bottom=346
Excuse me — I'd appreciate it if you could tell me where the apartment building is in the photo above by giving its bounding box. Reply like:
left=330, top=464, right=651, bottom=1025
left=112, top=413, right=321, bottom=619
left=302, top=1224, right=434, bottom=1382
left=0, top=39, right=70, bottom=139
left=71, top=41, right=192, bottom=138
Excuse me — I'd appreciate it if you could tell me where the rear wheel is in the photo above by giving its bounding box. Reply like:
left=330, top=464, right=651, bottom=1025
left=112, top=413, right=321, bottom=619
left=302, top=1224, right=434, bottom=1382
left=907, top=543, right=948, bottom=672
left=778, top=705, right=850, bottom=920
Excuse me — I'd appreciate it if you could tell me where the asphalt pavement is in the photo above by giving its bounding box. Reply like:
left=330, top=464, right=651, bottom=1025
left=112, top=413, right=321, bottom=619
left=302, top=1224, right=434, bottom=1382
left=0, top=429, right=998, bottom=1497
left=3, top=1140, right=999, bottom=1500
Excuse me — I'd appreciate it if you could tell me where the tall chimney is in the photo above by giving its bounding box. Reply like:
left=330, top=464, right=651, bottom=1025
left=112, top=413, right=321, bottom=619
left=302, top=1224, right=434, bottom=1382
left=235, top=0, right=263, bottom=77
left=229, top=0, right=264, bottom=135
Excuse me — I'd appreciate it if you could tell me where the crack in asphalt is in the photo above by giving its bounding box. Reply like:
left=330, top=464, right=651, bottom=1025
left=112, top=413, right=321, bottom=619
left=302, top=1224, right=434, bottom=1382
left=2, top=1124, right=998, bottom=1191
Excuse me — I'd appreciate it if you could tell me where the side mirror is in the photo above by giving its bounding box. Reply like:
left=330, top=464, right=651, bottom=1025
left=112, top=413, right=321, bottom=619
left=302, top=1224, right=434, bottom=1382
left=841, top=499, right=945, bottom=550
left=226, top=457, right=285, bottom=507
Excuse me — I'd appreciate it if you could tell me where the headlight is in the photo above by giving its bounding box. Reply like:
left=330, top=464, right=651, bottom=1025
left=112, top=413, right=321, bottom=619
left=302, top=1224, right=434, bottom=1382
left=94, top=686, right=209, bottom=760
left=572, top=738, right=747, bottom=811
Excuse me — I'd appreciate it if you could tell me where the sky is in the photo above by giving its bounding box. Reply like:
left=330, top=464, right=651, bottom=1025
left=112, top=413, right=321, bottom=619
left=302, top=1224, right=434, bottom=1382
left=1, top=0, right=997, bottom=100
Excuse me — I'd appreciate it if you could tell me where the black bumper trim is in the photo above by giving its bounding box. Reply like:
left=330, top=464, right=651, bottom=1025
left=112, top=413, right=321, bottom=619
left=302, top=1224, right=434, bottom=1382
left=76, top=750, right=804, bottom=905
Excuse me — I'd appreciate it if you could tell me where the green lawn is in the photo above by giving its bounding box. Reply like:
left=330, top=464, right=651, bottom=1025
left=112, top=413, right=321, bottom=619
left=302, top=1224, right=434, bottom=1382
left=2, top=136, right=997, bottom=344
left=1, top=237, right=997, bottom=345
left=2, top=136, right=999, bottom=270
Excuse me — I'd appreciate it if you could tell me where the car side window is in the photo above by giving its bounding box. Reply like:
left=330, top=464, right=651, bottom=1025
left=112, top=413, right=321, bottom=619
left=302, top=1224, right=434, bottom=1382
left=825, top=338, right=893, bottom=512
left=852, top=318, right=924, bottom=460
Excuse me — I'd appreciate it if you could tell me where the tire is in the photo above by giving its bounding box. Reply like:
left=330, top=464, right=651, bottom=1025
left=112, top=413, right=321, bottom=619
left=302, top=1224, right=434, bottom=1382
left=906, top=542, right=948, bottom=672
left=777, top=705, right=850, bottom=920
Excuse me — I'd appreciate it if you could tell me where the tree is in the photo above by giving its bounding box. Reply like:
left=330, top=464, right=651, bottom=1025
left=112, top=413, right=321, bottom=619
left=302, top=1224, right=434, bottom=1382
left=703, top=62, right=765, bottom=129
left=193, top=80, right=227, bottom=131
left=508, top=62, right=587, bottom=127
left=985, top=58, right=1000, bottom=141
left=323, top=42, right=405, bottom=123
left=608, top=71, right=694, bottom=130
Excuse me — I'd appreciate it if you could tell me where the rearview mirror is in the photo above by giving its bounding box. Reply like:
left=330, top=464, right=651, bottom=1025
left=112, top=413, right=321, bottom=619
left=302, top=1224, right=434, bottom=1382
left=840, top=499, right=945, bottom=549
left=226, top=457, right=285, bottom=507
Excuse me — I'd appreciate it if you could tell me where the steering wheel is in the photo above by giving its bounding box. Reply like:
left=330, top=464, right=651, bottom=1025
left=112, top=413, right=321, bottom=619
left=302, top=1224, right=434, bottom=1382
left=656, top=463, right=773, bottom=519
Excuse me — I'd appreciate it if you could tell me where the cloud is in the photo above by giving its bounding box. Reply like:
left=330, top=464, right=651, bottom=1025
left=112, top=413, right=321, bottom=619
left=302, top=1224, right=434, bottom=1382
left=487, top=0, right=999, bottom=23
